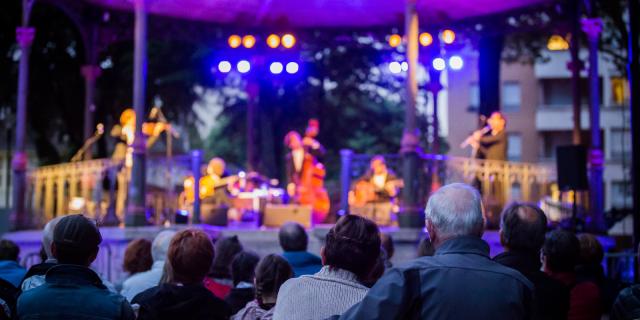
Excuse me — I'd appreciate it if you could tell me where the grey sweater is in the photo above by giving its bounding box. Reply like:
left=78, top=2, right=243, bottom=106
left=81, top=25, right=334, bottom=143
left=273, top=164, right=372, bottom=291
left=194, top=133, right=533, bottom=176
left=273, top=266, right=369, bottom=320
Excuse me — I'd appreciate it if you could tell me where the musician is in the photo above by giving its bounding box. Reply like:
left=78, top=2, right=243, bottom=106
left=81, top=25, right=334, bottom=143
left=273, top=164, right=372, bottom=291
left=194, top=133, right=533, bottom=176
left=355, top=156, right=399, bottom=204
left=284, top=131, right=323, bottom=196
left=303, top=119, right=325, bottom=158
left=468, top=111, right=507, bottom=161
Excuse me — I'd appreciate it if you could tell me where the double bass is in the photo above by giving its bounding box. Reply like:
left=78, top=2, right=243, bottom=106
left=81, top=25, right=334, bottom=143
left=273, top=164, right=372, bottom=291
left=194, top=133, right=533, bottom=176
left=296, top=152, right=330, bottom=223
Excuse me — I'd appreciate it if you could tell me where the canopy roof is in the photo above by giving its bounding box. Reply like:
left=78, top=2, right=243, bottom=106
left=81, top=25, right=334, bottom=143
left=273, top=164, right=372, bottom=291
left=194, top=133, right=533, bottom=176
left=86, top=0, right=553, bottom=28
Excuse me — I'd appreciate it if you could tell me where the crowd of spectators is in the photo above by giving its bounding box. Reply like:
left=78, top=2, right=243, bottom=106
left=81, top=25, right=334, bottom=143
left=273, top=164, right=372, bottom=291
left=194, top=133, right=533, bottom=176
left=0, top=182, right=639, bottom=319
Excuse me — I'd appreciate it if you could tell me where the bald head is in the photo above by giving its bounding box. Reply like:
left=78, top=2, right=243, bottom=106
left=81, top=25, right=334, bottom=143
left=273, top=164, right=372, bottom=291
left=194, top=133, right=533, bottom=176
left=425, top=183, right=485, bottom=243
left=279, top=222, right=308, bottom=252
left=500, top=203, right=547, bottom=252
left=42, top=216, right=66, bottom=259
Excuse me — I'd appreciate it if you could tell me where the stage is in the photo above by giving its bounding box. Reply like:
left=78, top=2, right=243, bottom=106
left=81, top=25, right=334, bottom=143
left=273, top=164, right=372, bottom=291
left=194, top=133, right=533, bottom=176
left=3, top=225, right=508, bottom=284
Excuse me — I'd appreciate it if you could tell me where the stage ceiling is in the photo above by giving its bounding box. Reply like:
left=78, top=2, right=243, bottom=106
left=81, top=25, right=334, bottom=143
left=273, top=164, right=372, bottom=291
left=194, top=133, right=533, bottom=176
left=83, top=0, right=555, bottom=28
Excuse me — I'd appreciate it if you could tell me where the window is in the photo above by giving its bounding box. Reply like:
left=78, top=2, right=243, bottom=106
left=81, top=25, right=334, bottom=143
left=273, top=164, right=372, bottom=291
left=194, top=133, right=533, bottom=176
left=541, top=78, right=592, bottom=107
left=502, top=82, right=521, bottom=112
left=611, top=181, right=632, bottom=209
left=610, top=128, right=630, bottom=160
left=610, top=77, right=628, bottom=107
left=507, top=133, right=522, bottom=161
left=468, top=83, right=479, bottom=111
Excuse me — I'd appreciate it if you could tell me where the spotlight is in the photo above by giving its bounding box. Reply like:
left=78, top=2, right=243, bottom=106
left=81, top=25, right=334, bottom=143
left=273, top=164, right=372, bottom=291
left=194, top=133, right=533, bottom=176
left=267, top=34, right=280, bottom=48
left=388, top=34, right=402, bottom=48
left=282, top=34, right=296, bottom=48
left=401, top=61, right=409, bottom=71
left=218, top=61, right=231, bottom=73
left=228, top=35, right=242, bottom=48
left=242, top=35, right=256, bottom=48
left=448, top=56, right=464, bottom=70
left=419, top=32, right=433, bottom=46
left=432, top=58, right=446, bottom=71
left=441, top=29, right=455, bottom=44
left=270, top=62, right=283, bottom=74
left=286, top=62, right=299, bottom=74
left=389, top=61, right=402, bottom=74
left=237, top=60, right=251, bottom=73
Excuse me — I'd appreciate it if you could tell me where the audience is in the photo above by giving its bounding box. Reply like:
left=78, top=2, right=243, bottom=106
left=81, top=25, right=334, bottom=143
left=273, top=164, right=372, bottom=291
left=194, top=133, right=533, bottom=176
left=416, top=236, right=435, bottom=257
left=577, top=233, right=618, bottom=312
left=123, top=238, right=153, bottom=276
left=278, top=222, right=322, bottom=277
left=493, top=203, right=569, bottom=319
left=205, top=235, right=243, bottom=299
left=273, top=215, right=381, bottom=320
left=121, top=230, right=176, bottom=301
left=17, top=214, right=135, bottom=319
left=133, top=229, right=231, bottom=320
left=379, top=233, right=394, bottom=268
left=226, top=251, right=261, bottom=314
left=333, top=183, right=533, bottom=319
left=0, top=240, right=26, bottom=288
left=232, top=254, right=293, bottom=320
left=611, top=243, right=640, bottom=320
left=543, top=229, right=602, bottom=320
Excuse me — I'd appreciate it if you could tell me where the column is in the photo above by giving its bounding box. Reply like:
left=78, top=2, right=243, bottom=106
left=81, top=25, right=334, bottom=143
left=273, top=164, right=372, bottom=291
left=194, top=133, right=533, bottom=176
left=582, top=17, right=605, bottom=232
left=569, top=0, right=583, bottom=144
left=399, top=0, right=423, bottom=228
left=339, top=149, right=353, bottom=216
left=12, top=23, right=35, bottom=230
left=81, top=65, right=101, bottom=145
left=628, top=0, right=640, bottom=247
left=126, top=0, right=148, bottom=226
left=190, top=150, right=202, bottom=224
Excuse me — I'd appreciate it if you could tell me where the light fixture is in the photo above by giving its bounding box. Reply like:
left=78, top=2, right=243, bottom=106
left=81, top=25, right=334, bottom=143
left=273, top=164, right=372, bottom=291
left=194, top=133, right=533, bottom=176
left=448, top=56, right=464, bottom=70
left=237, top=60, right=251, bottom=73
left=242, top=35, right=256, bottom=48
left=419, top=32, right=433, bottom=46
left=389, top=61, right=402, bottom=74
left=267, top=34, right=280, bottom=48
left=218, top=61, right=231, bottom=73
left=228, top=35, right=242, bottom=48
left=432, top=58, right=446, bottom=71
left=282, top=34, right=296, bottom=48
left=388, top=34, right=402, bottom=48
left=286, top=62, right=299, bottom=74
left=270, top=62, right=283, bottom=74
left=441, top=29, right=456, bottom=44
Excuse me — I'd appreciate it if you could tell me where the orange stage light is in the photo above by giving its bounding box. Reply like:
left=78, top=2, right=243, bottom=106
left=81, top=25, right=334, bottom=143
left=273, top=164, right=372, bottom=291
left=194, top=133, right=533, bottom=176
left=441, top=29, right=455, bottom=44
left=282, top=34, right=296, bottom=48
left=388, top=34, right=402, bottom=48
left=228, top=35, right=242, bottom=48
left=419, top=32, right=433, bottom=47
left=267, top=34, right=280, bottom=48
left=242, top=35, right=256, bottom=48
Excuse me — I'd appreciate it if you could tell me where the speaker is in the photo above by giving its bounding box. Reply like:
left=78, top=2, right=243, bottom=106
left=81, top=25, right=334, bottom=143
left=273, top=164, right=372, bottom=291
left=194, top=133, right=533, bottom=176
left=263, top=204, right=312, bottom=228
left=556, top=145, right=588, bottom=191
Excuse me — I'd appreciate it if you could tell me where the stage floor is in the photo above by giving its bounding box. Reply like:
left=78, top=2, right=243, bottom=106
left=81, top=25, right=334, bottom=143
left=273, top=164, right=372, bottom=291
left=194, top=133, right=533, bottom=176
left=4, top=225, right=504, bottom=284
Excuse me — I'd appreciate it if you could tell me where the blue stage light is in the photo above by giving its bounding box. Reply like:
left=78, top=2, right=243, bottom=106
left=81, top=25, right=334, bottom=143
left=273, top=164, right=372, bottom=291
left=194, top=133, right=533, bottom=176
left=401, top=61, right=409, bottom=71
left=218, top=61, right=231, bottom=73
left=449, top=56, right=464, bottom=70
left=270, top=62, right=283, bottom=74
left=237, top=60, right=251, bottom=73
left=389, top=61, right=402, bottom=74
left=286, top=62, right=299, bottom=74
left=432, top=58, right=446, bottom=71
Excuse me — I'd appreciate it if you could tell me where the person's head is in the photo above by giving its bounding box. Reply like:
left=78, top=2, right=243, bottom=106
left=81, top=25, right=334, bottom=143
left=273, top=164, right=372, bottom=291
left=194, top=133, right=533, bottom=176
left=231, top=251, right=260, bottom=286
left=210, top=235, right=243, bottom=279
left=417, top=236, right=435, bottom=257
left=322, top=215, right=381, bottom=281
left=255, top=254, right=293, bottom=305
left=167, top=229, right=214, bottom=285
left=305, top=119, right=319, bottom=138
left=151, top=230, right=177, bottom=263
left=123, top=238, right=153, bottom=274
left=0, top=240, right=20, bottom=262
left=542, top=229, right=580, bottom=273
left=380, top=233, right=394, bottom=260
left=577, top=233, right=604, bottom=266
left=207, top=158, right=226, bottom=177
left=51, top=215, right=102, bottom=266
left=425, top=183, right=485, bottom=247
left=284, top=131, right=302, bottom=150
left=278, top=222, right=308, bottom=252
left=487, top=111, right=506, bottom=132
left=499, top=203, right=548, bottom=252
left=370, top=156, right=387, bottom=175
left=42, top=216, right=65, bottom=260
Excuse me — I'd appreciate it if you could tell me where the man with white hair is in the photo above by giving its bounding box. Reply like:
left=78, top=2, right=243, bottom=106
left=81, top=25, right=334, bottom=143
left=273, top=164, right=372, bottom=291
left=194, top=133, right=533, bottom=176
left=120, top=230, right=176, bottom=301
left=333, top=183, right=534, bottom=319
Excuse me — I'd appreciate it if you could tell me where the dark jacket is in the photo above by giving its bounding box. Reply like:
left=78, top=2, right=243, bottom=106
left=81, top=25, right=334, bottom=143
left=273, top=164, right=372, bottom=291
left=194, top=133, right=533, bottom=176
left=225, top=287, right=255, bottom=315
left=611, top=285, right=640, bottom=320
left=133, top=283, right=231, bottom=320
left=494, top=250, right=570, bottom=320
left=17, top=264, right=135, bottom=320
left=478, top=130, right=507, bottom=161
left=334, top=236, right=533, bottom=320
left=282, top=251, right=322, bottom=277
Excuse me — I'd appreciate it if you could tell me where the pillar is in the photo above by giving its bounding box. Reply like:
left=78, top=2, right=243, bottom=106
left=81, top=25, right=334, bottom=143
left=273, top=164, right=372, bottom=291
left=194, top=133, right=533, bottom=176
left=126, top=0, right=148, bottom=226
left=190, top=150, right=202, bottom=224
left=569, top=0, right=583, bottom=144
left=12, top=13, right=35, bottom=229
left=81, top=65, right=101, bottom=146
left=339, top=149, right=353, bottom=216
left=582, top=18, right=605, bottom=232
left=399, top=0, right=423, bottom=228
left=628, top=0, right=640, bottom=248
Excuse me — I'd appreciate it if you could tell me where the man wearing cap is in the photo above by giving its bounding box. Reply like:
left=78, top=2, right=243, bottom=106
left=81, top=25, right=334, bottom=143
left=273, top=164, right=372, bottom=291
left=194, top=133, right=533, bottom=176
left=17, top=215, right=135, bottom=319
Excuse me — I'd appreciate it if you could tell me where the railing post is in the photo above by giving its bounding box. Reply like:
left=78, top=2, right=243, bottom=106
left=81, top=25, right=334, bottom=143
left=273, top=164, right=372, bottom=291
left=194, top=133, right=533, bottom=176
left=339, top=149, right=353, bottom=216
left=191, top=150, right=202, bottom=224
left=56, top=174, right=66, bottom=216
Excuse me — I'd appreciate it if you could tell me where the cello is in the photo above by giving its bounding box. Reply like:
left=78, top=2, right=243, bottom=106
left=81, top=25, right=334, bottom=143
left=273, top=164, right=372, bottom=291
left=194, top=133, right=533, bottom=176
left=296, top=152, right=330, bottom=224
